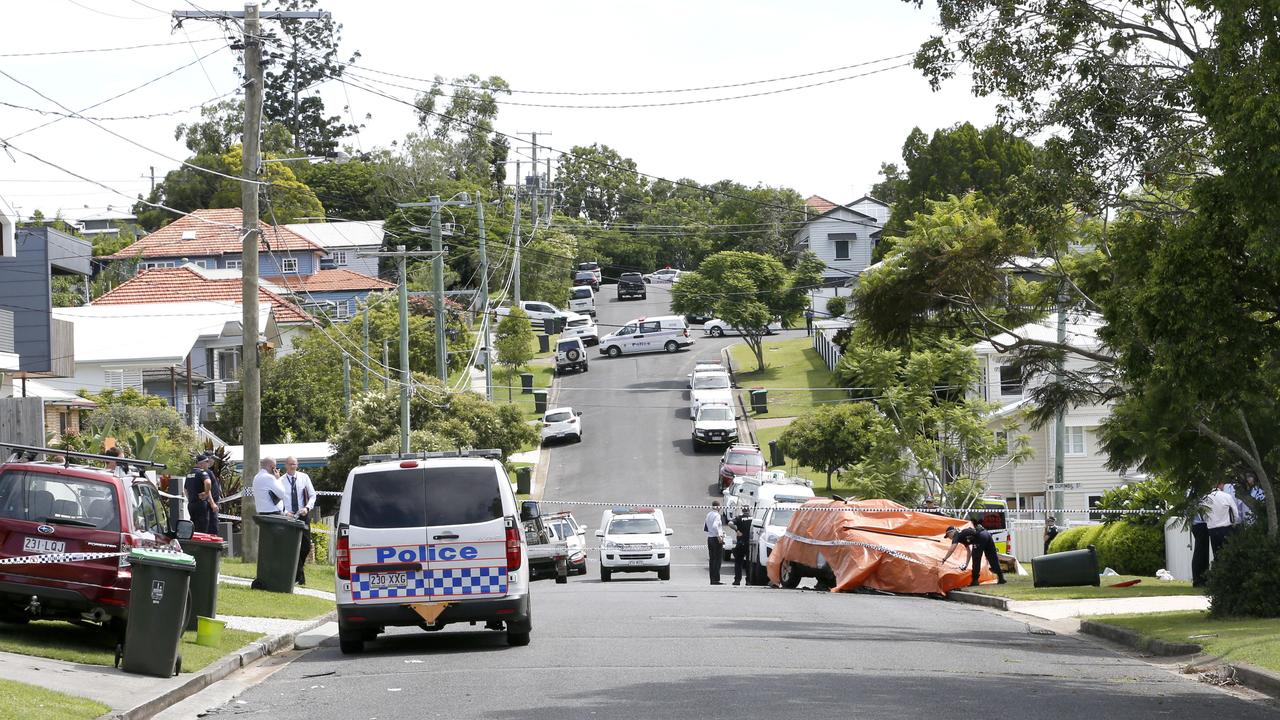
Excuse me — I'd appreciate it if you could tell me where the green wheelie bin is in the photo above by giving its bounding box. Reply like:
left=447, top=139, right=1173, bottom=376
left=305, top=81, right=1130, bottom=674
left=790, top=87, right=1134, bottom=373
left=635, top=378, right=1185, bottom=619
left=252, top=513, right=306, bottom=593
left=179, top=532, right=228, bottom=631
left=1031, top=545, right=1100, bottom=588
left=120, top=548, right=196, bottom=678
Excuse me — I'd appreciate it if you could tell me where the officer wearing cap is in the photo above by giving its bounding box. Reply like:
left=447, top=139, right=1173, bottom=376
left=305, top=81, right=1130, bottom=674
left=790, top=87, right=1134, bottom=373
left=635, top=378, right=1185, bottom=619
left=185, top=452, right=221, bottom=535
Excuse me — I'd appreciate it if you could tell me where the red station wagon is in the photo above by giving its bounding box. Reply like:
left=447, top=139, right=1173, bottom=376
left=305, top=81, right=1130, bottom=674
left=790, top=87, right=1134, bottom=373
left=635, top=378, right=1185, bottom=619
left=0, top=445, right=192, bottom=633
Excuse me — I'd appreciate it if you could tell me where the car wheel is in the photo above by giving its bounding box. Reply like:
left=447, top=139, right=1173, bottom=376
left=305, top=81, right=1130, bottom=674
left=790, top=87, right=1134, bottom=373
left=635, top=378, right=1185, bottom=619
left=600, top=567, right=612, bottom=582
left=507, top=628, right=531, bottom=646
left=573, top=433, right=582, bottom=443
left=338, top=628, right=364, bottom=654
left=606, top=345, right=622, bottom=358
left=780, top=561, right=802, bottom=589
left=582, top=362, right=589, bottom=372
left=658, top=567, right=671, bottom=581
left=665, top=340, right=679, bottom=353
left=691, top=437, right=701, bottom=452
left=709, top=326, right=724, bottom=338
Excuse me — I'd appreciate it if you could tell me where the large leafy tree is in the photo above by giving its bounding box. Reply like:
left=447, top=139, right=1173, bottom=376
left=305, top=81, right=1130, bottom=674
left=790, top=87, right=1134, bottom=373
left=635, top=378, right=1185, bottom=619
left=260, top=0, right=363, bottom=155
left=556, top=143, right=648, bottom=223
left=778, top=403, right=891, bottom=492
left=414, top=74, right=511, bottom=185
left=671, top=251, right=818, bottom=371
left=493, top=308, right=535, bottom=403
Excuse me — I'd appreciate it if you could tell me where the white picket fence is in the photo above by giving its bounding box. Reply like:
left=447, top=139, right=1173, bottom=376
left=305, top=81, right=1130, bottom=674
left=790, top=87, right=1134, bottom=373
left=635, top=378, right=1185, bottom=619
left=812, top=321, right=848, bottom=372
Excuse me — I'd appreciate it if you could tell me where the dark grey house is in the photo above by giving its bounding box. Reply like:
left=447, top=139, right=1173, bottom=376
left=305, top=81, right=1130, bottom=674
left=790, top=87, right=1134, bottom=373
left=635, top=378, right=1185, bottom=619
left=0, top=226, right=90, bottom=377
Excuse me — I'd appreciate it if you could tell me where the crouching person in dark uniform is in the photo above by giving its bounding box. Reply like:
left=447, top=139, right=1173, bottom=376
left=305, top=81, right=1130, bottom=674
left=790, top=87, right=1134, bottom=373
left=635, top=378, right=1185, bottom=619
left=941, top=524, right=1007, bottom=586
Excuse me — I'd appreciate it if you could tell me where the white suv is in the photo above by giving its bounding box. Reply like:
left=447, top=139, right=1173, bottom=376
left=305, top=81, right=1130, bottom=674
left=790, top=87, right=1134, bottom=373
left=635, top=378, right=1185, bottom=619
left=334, top=450, right=532, bottom=652
left=595, top=507, right=673, bottom=581
left=555, top=338, right=589, bottom=375
left=692, top=402, right=738, bottom=449
left=746, top=498, right=808, bottom=585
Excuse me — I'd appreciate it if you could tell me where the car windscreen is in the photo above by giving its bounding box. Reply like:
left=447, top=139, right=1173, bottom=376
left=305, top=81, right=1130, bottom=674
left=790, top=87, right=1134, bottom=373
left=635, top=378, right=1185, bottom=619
left=693, top=375, right=730, bottom=389
left=545, top=411, right=573, bottom=423
left=620, top=273, right=642, bottom=282
left=726, top=451, right=764, bottom=467
left=608, top=517, right=662, bottom=535
left=768, top=508, right=796, bottom=529
left=571, top=288, right=591, bottom=299
left=349, top=467, right=503, bottom=528
left=567, top=318, right=590, bottom=327
left=698, top=407, right=734, bottom=422
left=0, top=470, right=120, bottom=531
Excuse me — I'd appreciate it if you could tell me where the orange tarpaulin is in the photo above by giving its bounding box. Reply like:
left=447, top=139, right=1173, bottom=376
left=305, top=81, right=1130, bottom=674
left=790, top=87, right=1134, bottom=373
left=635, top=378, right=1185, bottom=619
left=766, top=498, right=997, bottom=595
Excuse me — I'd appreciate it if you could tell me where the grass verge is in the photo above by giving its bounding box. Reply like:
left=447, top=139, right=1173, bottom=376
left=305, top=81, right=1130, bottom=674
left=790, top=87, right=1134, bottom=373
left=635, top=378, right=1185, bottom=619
left=729, top=336, right=844, bottom=419
left=966, top=571, right=1203, bottom=600
left=216, top=584, right=334, bottom=620
left=0, top=619, right=261, bottom=673
left=0, top=678, right=108, bottom=720
left=1099, top=611, right=1280, bottom=673
left=494, top=364, right=555, bottom=419
left=219, top=558, right=334, bottom=593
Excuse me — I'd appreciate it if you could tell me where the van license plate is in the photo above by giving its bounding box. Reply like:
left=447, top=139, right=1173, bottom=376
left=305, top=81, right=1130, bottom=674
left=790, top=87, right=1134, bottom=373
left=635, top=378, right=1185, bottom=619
left=23, top=537, right=65, bottom=554
left=366, top=572, right=408, bottom=590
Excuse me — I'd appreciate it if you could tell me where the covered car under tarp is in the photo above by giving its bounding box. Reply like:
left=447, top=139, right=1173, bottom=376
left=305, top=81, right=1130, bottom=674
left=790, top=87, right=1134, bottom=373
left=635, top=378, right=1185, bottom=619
left=766, top=498, right=997, bottom=595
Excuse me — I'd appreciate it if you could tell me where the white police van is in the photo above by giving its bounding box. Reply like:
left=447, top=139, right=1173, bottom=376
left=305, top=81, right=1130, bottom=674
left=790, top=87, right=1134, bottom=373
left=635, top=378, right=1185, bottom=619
left=334, top=450, right=531, bottom=652
left=597, top=315, right=694, bottom=357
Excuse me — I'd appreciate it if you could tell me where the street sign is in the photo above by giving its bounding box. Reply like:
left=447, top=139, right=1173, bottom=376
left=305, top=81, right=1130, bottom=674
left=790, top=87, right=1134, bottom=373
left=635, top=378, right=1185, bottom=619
left=1045, top=482, right=1081, bottom=490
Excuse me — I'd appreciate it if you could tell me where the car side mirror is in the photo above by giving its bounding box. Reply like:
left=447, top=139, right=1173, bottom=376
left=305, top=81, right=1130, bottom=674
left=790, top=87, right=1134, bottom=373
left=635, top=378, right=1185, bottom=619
left=174, top=518, right=194, bottom=541
left=520, top=501, right=540, bottom=522
left=576, top=411, right=583, bottom=417
left=752, top=519, right=764, bottom=528
left=594, top=529, right=604, bottom=537
left=665, top=528, right=673, bottom=536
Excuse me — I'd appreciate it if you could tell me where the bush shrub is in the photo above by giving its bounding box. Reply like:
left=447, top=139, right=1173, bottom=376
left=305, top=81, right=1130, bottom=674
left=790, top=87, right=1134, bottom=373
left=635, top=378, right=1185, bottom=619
left=310, top=523, right=331, bottom=565
left=1094, top=521, right=1164, bottom=576
left=1048, top=525, right=1089, bottom=553
left=824, top=296, right=848, bottom=319
left=1207, top=524, right=1280, bottom=618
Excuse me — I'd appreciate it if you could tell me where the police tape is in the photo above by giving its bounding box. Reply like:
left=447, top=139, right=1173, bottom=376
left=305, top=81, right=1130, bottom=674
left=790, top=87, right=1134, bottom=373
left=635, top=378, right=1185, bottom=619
left=780, top=532, right=931, bottom=567
left=537, top=499, right=1161, bottom=515
left=0, top=547, right=188, bottom=566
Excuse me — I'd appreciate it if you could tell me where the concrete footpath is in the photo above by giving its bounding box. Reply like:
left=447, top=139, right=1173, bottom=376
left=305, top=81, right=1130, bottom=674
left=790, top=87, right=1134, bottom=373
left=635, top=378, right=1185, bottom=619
left=952, top=590, right=1280, bottom=701
left=0, top=576, right=337, bottom=720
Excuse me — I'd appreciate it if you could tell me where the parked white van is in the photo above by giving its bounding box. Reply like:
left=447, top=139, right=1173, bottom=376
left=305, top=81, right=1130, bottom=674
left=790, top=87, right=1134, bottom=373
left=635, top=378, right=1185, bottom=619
left=598, top=315, right=695, bottom=357
left=568, top=286, right=596, bottom=317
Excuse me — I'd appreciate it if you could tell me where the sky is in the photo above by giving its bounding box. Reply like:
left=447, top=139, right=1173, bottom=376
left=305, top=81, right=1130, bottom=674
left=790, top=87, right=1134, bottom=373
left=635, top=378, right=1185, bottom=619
left=0, top=0, right=1000, bottom=224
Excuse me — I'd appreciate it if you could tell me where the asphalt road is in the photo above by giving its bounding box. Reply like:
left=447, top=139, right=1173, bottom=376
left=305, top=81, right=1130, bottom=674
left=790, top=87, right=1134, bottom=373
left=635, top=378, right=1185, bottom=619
left=197, top=287, right=1279, bottom=719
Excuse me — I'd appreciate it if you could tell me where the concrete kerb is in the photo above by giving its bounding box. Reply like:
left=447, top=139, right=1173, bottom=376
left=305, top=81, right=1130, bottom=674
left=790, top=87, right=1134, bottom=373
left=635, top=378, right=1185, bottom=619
left=1078, top=619, right=1203, bottom=656
left=528, top=365, right=561, bottom=500
left=104, top=610, right=336, bottom=720
left=721, top=345, right=757, bottom=445
left=948, top=590, right=1010, bottom=611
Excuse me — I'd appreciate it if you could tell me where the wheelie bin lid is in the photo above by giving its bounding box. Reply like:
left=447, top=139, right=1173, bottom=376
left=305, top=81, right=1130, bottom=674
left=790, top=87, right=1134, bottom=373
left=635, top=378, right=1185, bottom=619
left=128, top=547, right=196, bottom=569
left=180, top=532, right=228, bottom=548
left=252, top=513, right=307, bottom=528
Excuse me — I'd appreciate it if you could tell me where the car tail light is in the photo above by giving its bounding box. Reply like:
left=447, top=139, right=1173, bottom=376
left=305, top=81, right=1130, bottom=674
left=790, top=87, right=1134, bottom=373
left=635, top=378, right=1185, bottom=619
left=336, top=531, right=351, bottom=580
left=683, top=328, right=690, bottom=338
left=506, top=524, right=522, bottom=571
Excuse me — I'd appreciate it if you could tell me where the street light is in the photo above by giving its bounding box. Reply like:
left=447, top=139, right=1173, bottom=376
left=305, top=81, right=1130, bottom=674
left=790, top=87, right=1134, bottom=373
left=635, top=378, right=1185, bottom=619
left=261, top=151, right=351, bottom=165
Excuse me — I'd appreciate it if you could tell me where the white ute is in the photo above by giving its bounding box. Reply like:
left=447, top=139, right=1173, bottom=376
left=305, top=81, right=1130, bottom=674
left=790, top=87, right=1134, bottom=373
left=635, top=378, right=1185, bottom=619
left=690, top=370, right=734, bottom=412
left=595, top=507, right=673, bottom=582
left=692, top=402, right=738, bottom=449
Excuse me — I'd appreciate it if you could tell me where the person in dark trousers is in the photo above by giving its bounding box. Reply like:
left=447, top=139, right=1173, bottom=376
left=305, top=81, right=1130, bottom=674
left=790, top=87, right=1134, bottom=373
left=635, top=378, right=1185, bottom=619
left=281, top=456, right=316, bottom=585
left=941, top=524, right=1007, bottom=586
left=804, top=307, right=815, bottom=336
left=184, top=453, right=218, bottom=535
left=732, top=507, right=753, bottom=585
left=704, top=501, right=725, bottom=585
left=1190, top=510, right=1210, bottom=587
left=1043, top=515, right=1060, bottom=554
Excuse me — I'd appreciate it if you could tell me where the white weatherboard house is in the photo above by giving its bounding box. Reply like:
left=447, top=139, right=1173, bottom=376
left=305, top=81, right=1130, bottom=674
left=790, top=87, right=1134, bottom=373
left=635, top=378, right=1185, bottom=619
left=971, top=313, right=1133, bottom=518
left=284, top=220, right=383, bottom=279
left=793, top=195, right=889, bottom=286
left=48, top=301, right=280, bottom=425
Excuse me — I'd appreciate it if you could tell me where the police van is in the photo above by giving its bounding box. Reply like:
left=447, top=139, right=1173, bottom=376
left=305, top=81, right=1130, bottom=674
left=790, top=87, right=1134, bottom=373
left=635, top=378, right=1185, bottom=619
left=334, top=450, right=532, bottom=652
left=597, top=315, right=694, bottom=357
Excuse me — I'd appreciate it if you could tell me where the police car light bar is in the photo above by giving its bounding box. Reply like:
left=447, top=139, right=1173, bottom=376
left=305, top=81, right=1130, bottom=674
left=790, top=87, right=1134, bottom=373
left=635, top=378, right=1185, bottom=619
left=358, top=448, right=504, bottom=463
left=1, top=442, right=167, bottom=470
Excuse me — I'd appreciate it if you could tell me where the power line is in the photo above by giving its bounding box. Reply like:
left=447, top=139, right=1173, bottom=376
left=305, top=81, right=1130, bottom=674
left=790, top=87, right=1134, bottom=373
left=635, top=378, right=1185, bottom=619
left=0, top=36, right=223, bottom=57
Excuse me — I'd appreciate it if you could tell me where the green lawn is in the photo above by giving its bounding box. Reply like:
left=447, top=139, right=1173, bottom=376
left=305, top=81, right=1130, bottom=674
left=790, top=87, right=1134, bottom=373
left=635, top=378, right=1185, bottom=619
left=494, top=364, right=555, bottom=419
left=966, top=571, right=1203, bottom=601
left=0, top=679, right=108, bottom=720
left=729, top=337, right=845, bottom=418
left=1100, top=612, right=1280, bottom=672
left=217, top=584, right=334, bottom=619
left=220, top=558, right=334, bottom=593
left=0, top=619, right=261, bottom=673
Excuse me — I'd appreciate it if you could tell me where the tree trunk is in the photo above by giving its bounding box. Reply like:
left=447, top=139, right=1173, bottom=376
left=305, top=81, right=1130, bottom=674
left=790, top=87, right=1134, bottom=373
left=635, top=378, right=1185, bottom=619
left=1197, top=418, right=1278, bottom=539
left=746, top=334, right=766, bottom=372
left=826, top=469, right=833, bottom=492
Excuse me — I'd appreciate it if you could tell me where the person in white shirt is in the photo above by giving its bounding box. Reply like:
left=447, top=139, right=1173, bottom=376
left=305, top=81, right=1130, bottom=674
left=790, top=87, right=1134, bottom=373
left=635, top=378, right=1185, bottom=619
left=1205, top=483, right=1238, bottom=558
left=704, top=501, right=725, bottom=585
left=281, top=457, right=317, bottom=584
left=252, top=457, right=284, bottom=514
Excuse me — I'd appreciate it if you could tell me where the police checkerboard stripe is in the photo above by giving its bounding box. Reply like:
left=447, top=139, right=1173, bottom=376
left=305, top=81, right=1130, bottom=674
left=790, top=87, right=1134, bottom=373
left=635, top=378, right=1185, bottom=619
left=351, top=566, right=508, bottom=601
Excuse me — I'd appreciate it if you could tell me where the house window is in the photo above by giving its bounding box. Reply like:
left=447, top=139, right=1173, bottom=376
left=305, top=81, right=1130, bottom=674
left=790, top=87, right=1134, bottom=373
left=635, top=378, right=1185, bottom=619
left=330, top=251, right=348, bottom=267
left=1066, top=426, right=1086, bottom=456
left=138, top=261, right=176, bottom=272
left=1088, top=495, right=1104, bottom=521
left=280, top=257, right=299, bottom=274
left=999, top=365, right=1023, bottom=396
left=830, top=233, right=856, bottom=261
left=994, top=430, right=1008, bottom=456
left=224, top=260, right=242, bottom=270
left=103, top=369, right=143, bottom=392
left=58, top=411, right=68, bottom=436
left=334, top=299, right=352, bottom=320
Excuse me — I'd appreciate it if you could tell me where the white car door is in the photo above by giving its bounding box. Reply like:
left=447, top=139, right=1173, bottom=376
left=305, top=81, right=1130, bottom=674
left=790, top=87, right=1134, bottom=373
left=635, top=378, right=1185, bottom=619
left=635, top=320, right=662, bottom=352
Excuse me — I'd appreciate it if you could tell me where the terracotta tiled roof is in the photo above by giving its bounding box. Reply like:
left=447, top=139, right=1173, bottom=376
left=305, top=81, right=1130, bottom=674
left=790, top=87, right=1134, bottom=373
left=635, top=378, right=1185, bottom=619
left=805, top=195, right=838, bottom=214
left=91, top=265, right=313, bottom=324
left=264, top=269, right=395, bottom=293
left=104, top=208, right=322, bottom=260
